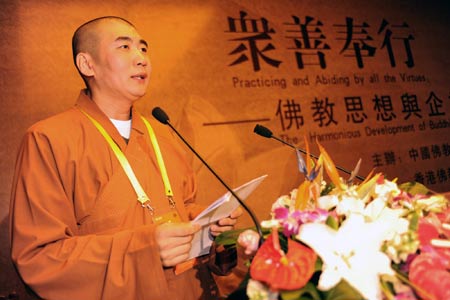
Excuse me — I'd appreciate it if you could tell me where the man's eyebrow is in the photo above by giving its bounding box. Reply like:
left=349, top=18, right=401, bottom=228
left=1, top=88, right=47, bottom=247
left=140, top=39, right=148, bottom=48
left=115, top=36, right=148, bottom=47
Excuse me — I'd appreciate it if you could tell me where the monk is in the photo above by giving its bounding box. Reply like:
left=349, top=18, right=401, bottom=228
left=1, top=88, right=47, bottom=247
left=9, top=16, right=242, bottom=300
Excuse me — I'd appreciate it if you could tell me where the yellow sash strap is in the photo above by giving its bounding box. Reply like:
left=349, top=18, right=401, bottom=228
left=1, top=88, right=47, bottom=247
left=79, top=109, right=175, bottom=214
left=140, top=117, right=175, bottom=208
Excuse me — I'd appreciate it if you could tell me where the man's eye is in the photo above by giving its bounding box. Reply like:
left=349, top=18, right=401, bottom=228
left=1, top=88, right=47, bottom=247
left=141, top=47, right=148, bottom=53
left=120, top=45, right=129, bottom=49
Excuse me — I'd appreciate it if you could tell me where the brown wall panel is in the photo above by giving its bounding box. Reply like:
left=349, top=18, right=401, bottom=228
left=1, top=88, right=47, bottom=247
left=1, top=0, right=449, bottom=298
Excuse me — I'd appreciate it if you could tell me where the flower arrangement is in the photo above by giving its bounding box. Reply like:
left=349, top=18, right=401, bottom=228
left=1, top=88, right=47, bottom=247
left=217, top=140, right=450, bottom=300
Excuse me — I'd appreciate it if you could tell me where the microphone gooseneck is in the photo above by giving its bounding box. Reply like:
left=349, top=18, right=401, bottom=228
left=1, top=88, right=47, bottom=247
left=152, top=107, right=265, bottom=243
left=254, top=124, right=365, bottom=181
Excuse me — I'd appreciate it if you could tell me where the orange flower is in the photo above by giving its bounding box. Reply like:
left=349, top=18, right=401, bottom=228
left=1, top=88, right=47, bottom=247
left=249, top=231, right=317, bottom=291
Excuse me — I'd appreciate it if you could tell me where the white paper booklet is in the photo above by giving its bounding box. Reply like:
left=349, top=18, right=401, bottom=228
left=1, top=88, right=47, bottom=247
left=188, top=174, right=267, bottom=259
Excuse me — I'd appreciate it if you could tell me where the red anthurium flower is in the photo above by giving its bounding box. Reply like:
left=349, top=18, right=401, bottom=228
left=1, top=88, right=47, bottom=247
left=409, top=252, right=450, bottom=300
left=417, top=214, right=450, bottom=262
left=410, top=212, right=450, bottom=300
left=417, top=219, right=439, bottom=246
left=249, top=231, right=317, bottom=291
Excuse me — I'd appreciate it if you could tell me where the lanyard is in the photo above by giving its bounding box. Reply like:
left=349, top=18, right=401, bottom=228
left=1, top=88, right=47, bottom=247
left=79, top=109, right=175, bottom=214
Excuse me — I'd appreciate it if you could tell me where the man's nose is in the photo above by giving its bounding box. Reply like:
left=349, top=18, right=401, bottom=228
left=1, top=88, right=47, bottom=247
left=135, top=50, right=148, bottom=66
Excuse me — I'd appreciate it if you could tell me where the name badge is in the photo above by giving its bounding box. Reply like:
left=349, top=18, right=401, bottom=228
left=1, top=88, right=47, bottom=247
left=152, top=210, right=182, bottom=225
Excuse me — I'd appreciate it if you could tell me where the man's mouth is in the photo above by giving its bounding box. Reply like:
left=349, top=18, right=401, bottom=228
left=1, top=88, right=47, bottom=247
left=131, top=73, right=147, bottom=80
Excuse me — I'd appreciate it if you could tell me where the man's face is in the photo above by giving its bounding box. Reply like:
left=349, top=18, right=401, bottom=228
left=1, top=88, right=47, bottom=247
left=91, top=20, right=151, bottom=102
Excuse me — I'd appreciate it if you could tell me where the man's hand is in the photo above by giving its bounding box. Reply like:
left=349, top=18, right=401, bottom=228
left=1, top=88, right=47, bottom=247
left=209, top=207, right=243, bottom=237
left=155, top=222, right=200, bottom=267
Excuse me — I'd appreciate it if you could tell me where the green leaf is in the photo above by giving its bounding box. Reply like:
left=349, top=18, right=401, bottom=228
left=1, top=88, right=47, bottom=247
left=356, top=173, right=381, bottom=200
left=325, top=216, right=339, bottom=230
left=322, top=280, right=364, bottom=300
left=280, top=282, right=322, bottom=300
left=314, top=258, right=323, bottom=272
left=214, top=228, right=246, bottom=246
left=408, top=211, right=420, bottom=231
left=320, top=183, right=335, bottom=196
left=380, top=277, right=395, bottom=300
left=214, top=227, right=272, bottom=247
left=398, top=181, right=429, bottom=195
left=280, top=289, right=303, bottom=300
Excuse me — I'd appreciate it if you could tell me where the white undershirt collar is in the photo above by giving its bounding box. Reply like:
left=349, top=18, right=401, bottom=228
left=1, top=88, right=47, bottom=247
left=110, top=118, right=132, bottom=139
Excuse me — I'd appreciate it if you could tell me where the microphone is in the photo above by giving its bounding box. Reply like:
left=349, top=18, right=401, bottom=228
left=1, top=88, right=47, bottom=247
left=152, top=107, right=264, bottom=242
left=254, top=124, right=365, bottom=181
left=152, top=107, right=170, bottom=124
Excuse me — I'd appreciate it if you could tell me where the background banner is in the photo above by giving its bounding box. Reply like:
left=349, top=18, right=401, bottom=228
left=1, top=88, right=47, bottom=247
left=1, top=0, right=449, bottom=298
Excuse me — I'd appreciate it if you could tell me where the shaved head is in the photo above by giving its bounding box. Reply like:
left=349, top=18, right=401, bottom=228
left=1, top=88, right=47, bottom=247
left=72, top=16, right=134, bottom=64
left=71, top=16, right=135, bottom=87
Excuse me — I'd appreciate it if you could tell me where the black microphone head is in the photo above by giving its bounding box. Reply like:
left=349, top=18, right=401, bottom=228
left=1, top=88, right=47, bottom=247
left=254, top=124, right=273, bottom=138
left=152, top=107, right=170, bottom=124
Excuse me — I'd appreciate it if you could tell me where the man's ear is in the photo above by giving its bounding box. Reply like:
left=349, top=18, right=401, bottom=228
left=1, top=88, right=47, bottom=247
left=76, top=53, right=95, bottom=77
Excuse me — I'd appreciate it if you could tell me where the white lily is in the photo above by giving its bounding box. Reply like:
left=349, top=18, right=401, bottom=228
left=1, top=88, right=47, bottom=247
left=364, top=198, right=414, bottom=263
left=365, top=198, right=410, bottom=240
left=335, top=194, right=365, bottom=217
left=373, top=179, right=401, bottom=201
left=317, top=194, right=339, bottom=210
left=415, top=194, right=449, bottom=213
left=297, top=213, right=395, bottom=300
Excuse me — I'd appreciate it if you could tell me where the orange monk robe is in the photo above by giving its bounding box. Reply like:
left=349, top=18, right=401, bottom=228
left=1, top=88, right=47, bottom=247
left=9, top=90, right=220, bottom=300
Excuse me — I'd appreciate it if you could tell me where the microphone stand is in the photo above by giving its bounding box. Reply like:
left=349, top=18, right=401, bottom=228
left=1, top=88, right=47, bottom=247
left=254, top=124, right=365, bottom=181
left=152, top=108, right=265, bottom=243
